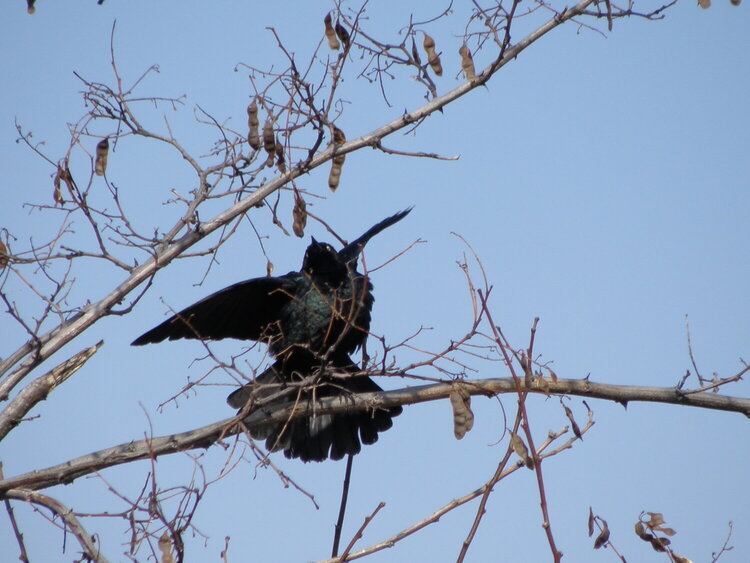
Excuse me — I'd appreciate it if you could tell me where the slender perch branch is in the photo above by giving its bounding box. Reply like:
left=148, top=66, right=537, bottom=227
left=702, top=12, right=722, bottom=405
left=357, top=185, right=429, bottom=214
left=0, top=374, right=746, bottom=495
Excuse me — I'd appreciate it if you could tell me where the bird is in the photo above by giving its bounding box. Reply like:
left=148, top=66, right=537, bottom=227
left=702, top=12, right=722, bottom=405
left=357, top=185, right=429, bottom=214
left=132, top=209, right=411, bottom=461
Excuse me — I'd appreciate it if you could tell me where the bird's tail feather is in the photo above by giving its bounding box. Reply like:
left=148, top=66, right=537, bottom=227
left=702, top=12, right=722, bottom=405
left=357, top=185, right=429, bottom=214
left=228, top=358, right=401, bottom=462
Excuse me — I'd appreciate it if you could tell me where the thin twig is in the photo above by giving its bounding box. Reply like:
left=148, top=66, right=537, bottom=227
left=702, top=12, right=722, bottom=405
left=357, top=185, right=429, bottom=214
left=332, top=454, right=355, bottom=557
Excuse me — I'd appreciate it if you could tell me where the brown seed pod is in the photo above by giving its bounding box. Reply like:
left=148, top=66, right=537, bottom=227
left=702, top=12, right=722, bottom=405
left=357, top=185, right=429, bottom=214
left=328, top=126, right=346, bottom=191
left=449, top=383, right=474, bottom=439
left=95, top=137, right=109, bottom=176
left=698, top=0, right=710, bottom=7
left=324, top=13, right=340, bottom=50
left=292, top=195, right=307, bottom=238
left=510, top=432, right=534, bottom=469
left=459, top=44, right=476, bottom=81
left=411, top=37, right=421, bottom=67
left=423, top=32, right=442, bottom=77
left=275, top=135, right=286, bottom=173
left=0, top=240, right=8, bottom=270
left=27, top=0, right=36, bottom=14
left=262, top=120, right=275, bottom=167
left=246, top=100, right=260, bottom=150
left=335, top=20, right=350, bottom=49
left=53, top=166, right=64, bottom=204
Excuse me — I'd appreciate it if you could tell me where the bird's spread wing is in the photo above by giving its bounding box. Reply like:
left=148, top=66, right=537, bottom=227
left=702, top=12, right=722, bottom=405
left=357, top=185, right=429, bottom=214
left=131, top=275, right=297, bottom=345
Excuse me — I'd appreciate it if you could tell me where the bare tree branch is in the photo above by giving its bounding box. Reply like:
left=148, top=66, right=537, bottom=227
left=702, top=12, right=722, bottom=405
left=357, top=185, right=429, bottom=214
left=4, top=488, right=110, bottom=563
left=0, top=374, right=746, bottom=495
left=0, top=341, right=103, bottom=440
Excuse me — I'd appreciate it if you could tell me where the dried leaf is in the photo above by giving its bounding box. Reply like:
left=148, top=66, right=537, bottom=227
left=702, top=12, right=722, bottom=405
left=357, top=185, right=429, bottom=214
left=0, top=240, right=8, bottom=271
left=292, top=196, right=307, bottom=238
left=510, top=432, right=534, bottom=469
left=158, top=532, right=175, bottom=563
left=266, top=261, right=274, bottom=277
left=95, top=137, right=109, bottom=176
left=650, top=537, right=670, bottom=552
left=423, top=33, right=443, bottom=77
left=698, top=0, right=710, bottom=7
left=247, top=100, right=260, bottom=150
left=449, top=383, right=474, bottom=439
left=645, top=512, right=665, bottom=528
left=324, top=13, right=340, bottom=50
left=587, top=507, right=595, bottom=537
left=594, top=519, right=610, bottom=549
left=335, top=20, right=350, bottom=49
left=328, top=126, right=346, bottom=191
left=262, top=120, right=275, bottom=167
left=459, top=44, right=476, bottom=81
left=672, top=555, right=693, bottom=563
left=634, top=522, right=653, bottom=541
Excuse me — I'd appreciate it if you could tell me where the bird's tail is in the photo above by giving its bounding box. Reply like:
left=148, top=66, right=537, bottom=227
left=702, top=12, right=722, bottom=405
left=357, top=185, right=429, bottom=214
left=227, top=358, right=401, bottom=462
left=337, top=207, right=413, bottom=265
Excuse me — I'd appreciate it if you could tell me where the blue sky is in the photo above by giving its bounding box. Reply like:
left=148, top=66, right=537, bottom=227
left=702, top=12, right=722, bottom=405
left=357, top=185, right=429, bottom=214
left=1, top=1, right=748, bottom=562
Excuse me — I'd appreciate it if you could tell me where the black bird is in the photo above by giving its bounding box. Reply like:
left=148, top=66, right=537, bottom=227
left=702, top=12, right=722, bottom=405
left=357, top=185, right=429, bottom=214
left=132, top=209, right=411, bottom=461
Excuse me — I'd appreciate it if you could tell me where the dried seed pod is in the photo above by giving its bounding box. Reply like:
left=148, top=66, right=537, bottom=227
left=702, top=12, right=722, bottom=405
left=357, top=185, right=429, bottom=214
left=449, top=383, right=474, bottom=439
left=275, top=135, right=286, bottom=173
left=27, top=0, right=36, bottom=14
left=60, top=166, right=76, bottom=200
left=698, top=0, right=710, bottom=7
left=53, top=166, right=64, bottom=204
left=423, top=32, right=442, bottom=77
left=510, top=432, right=534, bottom=469
left=292, top=195, right=307, bottom=238
left=335, top=20, right=350, bottom=49
left=562, top=403, right=582, bottom=439
left=730, top=0, right=740, bottom=5
left=324, top=13, right=340, bottom=50
left=459, top=44, right=476, bottom=81
left=411, top=37, right=421, bottom=67
left=95, top=137, right=109, bottom=176
left=328, top=126, right=346, bottom=191
left=262, top=120, right=275, bottom=167
left=246, top=100, right=260, bottom=150
left=0, top=240, right=8, bottom=270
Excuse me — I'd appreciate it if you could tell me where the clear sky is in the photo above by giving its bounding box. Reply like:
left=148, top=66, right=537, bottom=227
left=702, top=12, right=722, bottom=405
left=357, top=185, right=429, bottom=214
left=1, top=1, right=748, bottom=562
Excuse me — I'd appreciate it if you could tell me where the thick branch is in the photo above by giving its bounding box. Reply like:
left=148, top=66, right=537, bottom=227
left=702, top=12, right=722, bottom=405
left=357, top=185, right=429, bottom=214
left=0, top=375, right=746, bottom=495
left=0, top=341, right=103, bottom=441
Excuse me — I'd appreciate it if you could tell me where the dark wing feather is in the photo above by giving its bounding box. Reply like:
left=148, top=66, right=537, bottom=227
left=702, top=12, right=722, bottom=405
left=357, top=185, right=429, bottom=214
left=131, top=275, right=297, bottom=345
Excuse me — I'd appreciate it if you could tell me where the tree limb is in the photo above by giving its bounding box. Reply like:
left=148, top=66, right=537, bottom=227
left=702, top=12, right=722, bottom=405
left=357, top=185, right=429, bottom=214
left=4, top=488, right=110, bottom=563
left=0, top=374, right=746, bottom=495
left=0, top=341, right=103, bottom=440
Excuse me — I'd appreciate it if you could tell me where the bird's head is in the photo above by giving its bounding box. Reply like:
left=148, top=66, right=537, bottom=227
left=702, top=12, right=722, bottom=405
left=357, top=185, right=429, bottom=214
left=302, top=238, right=347, bottom=283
